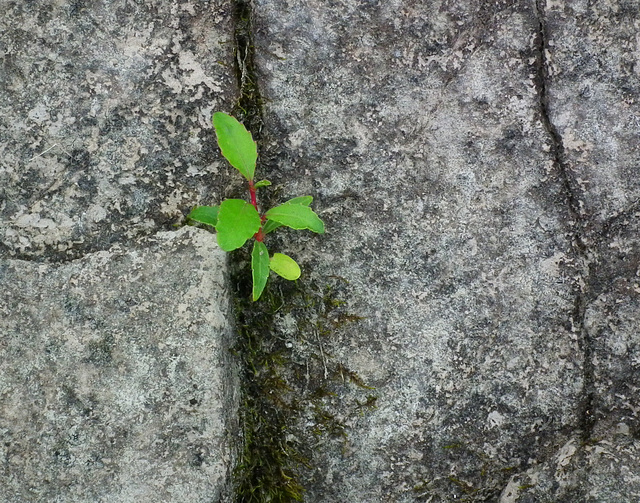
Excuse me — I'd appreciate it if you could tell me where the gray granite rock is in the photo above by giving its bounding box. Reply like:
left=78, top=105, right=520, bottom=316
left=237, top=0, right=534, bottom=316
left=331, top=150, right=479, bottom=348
left=251, top=0, right=640, bottom=501
left=2, top=0, right=639, bottom=501
left=0, top=226, right=238, bottom=502
left=544, top=0, right=640, bottom=223
left=0, top=0, right=237, bottom=260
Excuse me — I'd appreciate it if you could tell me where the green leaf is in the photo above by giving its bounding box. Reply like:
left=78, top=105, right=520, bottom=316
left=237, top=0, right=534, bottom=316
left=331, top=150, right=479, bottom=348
left=265, top=203, right=325, bottom=233
left=285, top=195, right=313, bottom=206
left=215, top=199, right=261, bottom=251
left=187, top=205, right=219, bottom=227
left=262, top=219, right=281, bottom=235
left=212, top=112, right=257, bottom=181
left=262, top=196, right=314, bottom=235
left=252, top=241, right=270, bottom=301
left=270, top=253, right=301, bottom=280
left=254, top=179, right=271, bottom=189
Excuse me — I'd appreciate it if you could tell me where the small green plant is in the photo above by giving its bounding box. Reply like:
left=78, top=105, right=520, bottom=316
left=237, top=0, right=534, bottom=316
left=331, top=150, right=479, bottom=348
left=188, top=112, right=324, bottom=301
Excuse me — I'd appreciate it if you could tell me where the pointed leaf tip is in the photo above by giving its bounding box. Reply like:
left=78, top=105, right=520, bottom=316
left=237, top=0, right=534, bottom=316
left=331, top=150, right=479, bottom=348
left=252, top=241, right=270, bottom=301
left=187, top=205, right=219, bottom=227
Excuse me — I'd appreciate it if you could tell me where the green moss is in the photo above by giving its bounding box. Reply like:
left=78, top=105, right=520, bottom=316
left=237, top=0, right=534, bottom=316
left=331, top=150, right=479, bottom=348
left=231, top=267, right=375, bottom=502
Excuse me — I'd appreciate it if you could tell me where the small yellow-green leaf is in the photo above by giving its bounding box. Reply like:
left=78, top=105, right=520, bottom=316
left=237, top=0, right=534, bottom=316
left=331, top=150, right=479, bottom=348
left=254, top=179, right=271, bottom=188
left=252, top=241, right=270, bottom=301
left=213, top=112, right=257, bottom=181
left=265, top=203, right=325, bottom=233
left=216, top=199, right=261, bottom=251
left=269, top=253, right=301, bottom=280
left=187, top=205, right=219, bottom=227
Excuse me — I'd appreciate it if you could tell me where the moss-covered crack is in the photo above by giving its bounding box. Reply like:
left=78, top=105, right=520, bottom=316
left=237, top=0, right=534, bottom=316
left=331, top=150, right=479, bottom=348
left=228, top=3, right=375, bottom=501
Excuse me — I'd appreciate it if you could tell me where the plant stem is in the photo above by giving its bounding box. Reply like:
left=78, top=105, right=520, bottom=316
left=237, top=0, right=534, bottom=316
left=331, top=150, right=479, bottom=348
left=248, top=180, right=258, bottom=211
left=249, top=180, right=265, bottom=242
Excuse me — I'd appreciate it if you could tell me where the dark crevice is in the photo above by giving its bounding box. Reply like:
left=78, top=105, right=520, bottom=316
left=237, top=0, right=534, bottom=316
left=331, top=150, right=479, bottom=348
left=534, top=0, right=596, bottom=443
left=0, top=229, right=169, bottom=265
left=229, top=1, right=306, bottom=502
left=233, top=0, right=264, bottom=139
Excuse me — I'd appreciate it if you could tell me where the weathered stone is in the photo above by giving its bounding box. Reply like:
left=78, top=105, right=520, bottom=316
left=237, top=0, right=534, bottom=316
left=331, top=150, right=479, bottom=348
left=0, top=226, right=238, bottom=502
left=251, top=0, right=640, bottom=501
left=545, top=0, right=640, bottom=223
left=0, top=0, right=237, bottom=260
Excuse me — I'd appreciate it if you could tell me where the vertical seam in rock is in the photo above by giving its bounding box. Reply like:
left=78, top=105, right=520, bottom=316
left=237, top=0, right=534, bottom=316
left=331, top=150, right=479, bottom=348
left=230, top=2, right=309, bottom=501
left=533, top=0, right=595, bottom=442
left=233, top=0, right=264, bottom=137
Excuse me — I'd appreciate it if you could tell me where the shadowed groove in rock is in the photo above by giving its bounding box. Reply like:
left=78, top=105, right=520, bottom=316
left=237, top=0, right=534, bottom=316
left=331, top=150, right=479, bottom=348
left=534, top=0, right=595, bottom=445
left=233, top=0, right=265, bottom=137
left=228, top=1, right=307, bottom=501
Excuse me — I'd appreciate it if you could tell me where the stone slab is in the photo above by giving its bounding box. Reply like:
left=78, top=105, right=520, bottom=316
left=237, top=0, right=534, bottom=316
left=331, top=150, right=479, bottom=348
left=0, top=0, right=237, bottom=260
left=0, top=226, right=238, bottom=502
left=251, top=0, right=639, bottom=501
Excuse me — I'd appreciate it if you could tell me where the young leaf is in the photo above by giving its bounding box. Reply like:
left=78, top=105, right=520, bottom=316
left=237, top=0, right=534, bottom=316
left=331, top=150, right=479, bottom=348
left=216, top=199, right=261, bottom=251
left=265, top=203, right=325, bottom=233
left=187, top=205, right=219, bottom=227
left=254, top=179, right=271, bottom=189
left=252, top=241, right=270, bottom=301
left=262, top=219, right=282, bottom=235
left=212, top=112, right=257, bottom=181
left=262, top=196, right=314, bottom=234
left=270, top=253, right=301, bottom=280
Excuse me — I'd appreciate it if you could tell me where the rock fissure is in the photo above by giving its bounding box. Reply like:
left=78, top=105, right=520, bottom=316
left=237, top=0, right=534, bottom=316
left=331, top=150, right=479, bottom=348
left=533, top=0, right=595, bottom=443
left=233, top=0, right=264, bottom=137
left=227, top=1, right=306, bottom=501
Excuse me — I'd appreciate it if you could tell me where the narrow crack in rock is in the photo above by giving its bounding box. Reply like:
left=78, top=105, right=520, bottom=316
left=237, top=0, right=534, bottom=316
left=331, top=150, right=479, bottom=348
left=533, top=0, right=596, bottom=444
left=233, top=0, right=264, bottom=137
left=0, top=240, right=110, bottom=264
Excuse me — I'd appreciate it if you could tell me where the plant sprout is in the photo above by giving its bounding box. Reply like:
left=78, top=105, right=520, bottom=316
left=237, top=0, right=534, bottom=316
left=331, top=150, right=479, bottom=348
left=187, top=112, right=324, bottom=301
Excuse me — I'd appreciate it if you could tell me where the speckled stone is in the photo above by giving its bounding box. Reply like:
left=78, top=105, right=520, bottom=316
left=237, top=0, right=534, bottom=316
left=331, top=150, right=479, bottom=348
left=0, top=226, right=238, bottom=502
left=250, top=0, right=640, bottom=501
left=0, top=0, right=237, bottom=260
left=545, top=0, right=640, bottom=223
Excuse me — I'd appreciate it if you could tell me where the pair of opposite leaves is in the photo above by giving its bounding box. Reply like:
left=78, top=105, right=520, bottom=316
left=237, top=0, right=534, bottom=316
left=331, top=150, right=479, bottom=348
left=188, top=112, right=325, bottom=299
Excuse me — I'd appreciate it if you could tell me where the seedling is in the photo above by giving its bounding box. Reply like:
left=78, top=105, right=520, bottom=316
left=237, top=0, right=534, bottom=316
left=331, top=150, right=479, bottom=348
left=188, top=112, right=324, bottom=301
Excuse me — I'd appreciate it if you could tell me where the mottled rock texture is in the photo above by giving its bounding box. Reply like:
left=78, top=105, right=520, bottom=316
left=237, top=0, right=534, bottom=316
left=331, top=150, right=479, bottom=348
left=0, top=226, right=238, bottom=502
left=0, top=0, right=237, bottom=260
left=2, top=0, right=640, bottom=501
left=251, top=0, right=640, bottom=501
left=0, top=1, right=240, bottom=499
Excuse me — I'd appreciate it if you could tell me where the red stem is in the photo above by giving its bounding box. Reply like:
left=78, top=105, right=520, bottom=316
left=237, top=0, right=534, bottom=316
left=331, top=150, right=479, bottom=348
left=248, top=180, right=258, bottom=211
left=249, top=180, right=264, bottom=242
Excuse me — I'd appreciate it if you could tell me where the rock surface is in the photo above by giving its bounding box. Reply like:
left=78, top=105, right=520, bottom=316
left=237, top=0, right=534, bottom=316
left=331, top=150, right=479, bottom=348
left=0, top=0, right=237, bottom=260
left=2, top=0, right=640, bottom=501
left=252, top=0, right=640, bottom=501
left=0, top=226, right=238, bottom=502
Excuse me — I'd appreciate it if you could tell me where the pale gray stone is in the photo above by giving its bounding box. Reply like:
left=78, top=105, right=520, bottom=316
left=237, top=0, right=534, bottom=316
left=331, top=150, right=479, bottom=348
left=0, top=0, right=237, bottom=260
left=0, top=226, right=238, bottom=502
left=251, top=0, right=640, bottom=501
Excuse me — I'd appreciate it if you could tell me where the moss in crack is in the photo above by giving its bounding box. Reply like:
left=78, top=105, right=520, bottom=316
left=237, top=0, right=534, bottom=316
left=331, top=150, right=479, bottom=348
left=233, top=0, right=263, bottom=136
left=232, top=267, right=307, bottom=502
left=232, top=263, right=377, bottom=502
